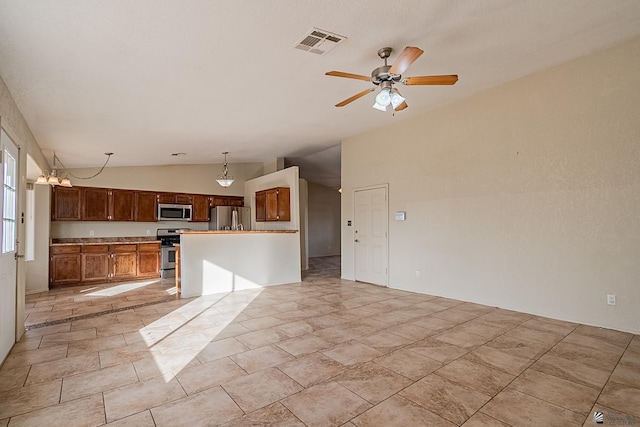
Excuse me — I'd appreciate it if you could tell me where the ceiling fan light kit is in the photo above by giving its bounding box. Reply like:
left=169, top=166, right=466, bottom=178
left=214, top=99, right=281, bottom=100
left=35, top=152, right=113, bottom=187
left=326, top=46, right=458, bottom=112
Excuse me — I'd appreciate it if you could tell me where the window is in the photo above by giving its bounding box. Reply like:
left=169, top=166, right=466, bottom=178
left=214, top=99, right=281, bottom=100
left=2, top=147, right=17, bottom=254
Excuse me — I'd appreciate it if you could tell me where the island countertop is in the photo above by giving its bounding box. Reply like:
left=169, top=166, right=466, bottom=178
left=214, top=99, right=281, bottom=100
left=51, top=237, right=160, bottom=246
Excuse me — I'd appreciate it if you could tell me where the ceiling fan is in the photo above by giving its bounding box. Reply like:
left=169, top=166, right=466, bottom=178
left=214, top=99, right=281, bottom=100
left=326, top=46, right=458, bottom=112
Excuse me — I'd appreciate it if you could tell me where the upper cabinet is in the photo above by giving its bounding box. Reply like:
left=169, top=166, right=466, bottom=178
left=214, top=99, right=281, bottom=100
left=255, top=187, right=290, bottom=222
left=51, top=185, right=242, bottom=222
left=135, top=191, right=158, bottom=222
left=51, top=187, right=82, bottom=221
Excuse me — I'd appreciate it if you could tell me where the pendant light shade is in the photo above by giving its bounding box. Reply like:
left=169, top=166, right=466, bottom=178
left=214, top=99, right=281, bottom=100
left=216, top=152, right=234, bottom=188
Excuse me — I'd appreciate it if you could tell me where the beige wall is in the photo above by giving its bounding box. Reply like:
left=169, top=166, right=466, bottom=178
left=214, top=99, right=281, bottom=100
left=342, top=37, right=640, bottom=334
left=308, top=181, right=341, bottom=257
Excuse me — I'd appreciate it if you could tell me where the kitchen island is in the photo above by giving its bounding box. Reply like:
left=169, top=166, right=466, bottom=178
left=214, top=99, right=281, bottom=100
left=178, top=230, right=301, bottom=298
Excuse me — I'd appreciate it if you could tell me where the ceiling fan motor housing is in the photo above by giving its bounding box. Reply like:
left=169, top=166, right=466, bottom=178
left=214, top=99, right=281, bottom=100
left=371, top=65, right=401, bottom=85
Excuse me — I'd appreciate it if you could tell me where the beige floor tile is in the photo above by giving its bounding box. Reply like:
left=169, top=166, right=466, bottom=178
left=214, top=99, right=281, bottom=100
left=222, top=367, right=303, bottom=413
left=195, top=337, right=249, bottom=363
left=431, top=307, right=482, bottom=323
left=274, top=320, right=316, bottom=337
left=9, top=336, right=42, bottom=354
left=234, top=328, right=290, bottom=349
left=25, top=353, right=99, bottom=385
left=334, top=362, right=413, bottom=404
left=485, top=334, right=550, bottom=360
left=39, top=328, right=97, bottom=345
left=433, top=329, right=490, bottom=349
left=548, top=341, right=622, bottom=371
left=321, top=340, right=382, bottom=366
left=67, top=334, right=128, bottom=357
left=611, top=363, right=640, bottom=389
left=98, top=342, right=152, bottom=368
left=0, top=418, right=8, bottom=427
left=436, top=358, right=514, bottom=396
left=354, top=330, right=413, bottom=353
left=410, top=315, right=457, bottom=334
left=374, top=348, right=442, bottom=380
left=399, top=373, right=490, bottom=425
left=281, top=381, right=371, bottom=427
left=352, top=394, right=454, bottom=427
left=463, top=345, right=532, bottom=375
left=530, top=353, right=611, bottom=389
left=407, top=338, right=468, bottom=364
left=520, top=317, right=577, bottom=336
left=131, top=351, right=201, bottom=381
left=481, top=388, right=585, bottom=427
left=102, top=410, right=155, bottom=426
left=277, top=352, right=345, bottom=388
left=96, top=321, right=146, bottom=338
left=313, top=325, right=365, bottom=344
left=0, top=365, right=30, bottom=392
left=276, top=334, right=333, bottom=356
left=150, top=386, right=243, bottom=426
left=61, top=362, right=138, bottom=402
left=619, top=348, right=640, bottom=370
left=572, top=325, right=633, bottom=349
left=0, top=380, right=62, bottom=419
left=176, top=357, right=247, bottom=395
left=504, top=326, right=564, bottom=346
left=384, top=322, right=435, bottom=341
left=597, top=381, right=640, bottom=417
left=230, top=344, right=294, bottom=373
left=103, top=376, right=186, bottom=422
left=6, top=393, right=104, bottom=427
left=2, top=344, right=68, bottom=370
left=510, top=369, right=600, bottom=415
left=238, top=315, right=286, bottom=331
left=461, top=412, right=512, bottom=426
left=222, top=402, right=305, bottom=427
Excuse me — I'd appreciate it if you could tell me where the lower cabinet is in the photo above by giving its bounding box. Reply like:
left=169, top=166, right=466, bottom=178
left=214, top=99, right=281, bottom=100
left=51, top=242, right=160, bottom=286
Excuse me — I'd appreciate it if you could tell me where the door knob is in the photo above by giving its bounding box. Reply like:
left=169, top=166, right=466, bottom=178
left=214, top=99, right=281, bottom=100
left=354, top=239, right=359, bottom=243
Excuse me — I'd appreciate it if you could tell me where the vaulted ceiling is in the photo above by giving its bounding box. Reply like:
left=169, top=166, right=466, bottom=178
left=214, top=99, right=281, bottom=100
left=1, top=1, right=639, bottom=187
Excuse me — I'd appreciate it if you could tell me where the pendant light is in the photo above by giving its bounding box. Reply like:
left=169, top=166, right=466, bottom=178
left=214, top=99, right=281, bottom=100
left=216, top=152, right=234, bottom=187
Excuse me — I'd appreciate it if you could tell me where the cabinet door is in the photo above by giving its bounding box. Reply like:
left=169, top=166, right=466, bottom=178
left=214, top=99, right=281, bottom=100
left=111, top=189, right=135, bottom=221
left=135, top=191, right=158, bottom=222
left=211, top=196, right=229, bottom=207
left=137, top=243, right=160, bottom=277
left=157, top=193, right=176, bottom=204
left=276, top=187, right=290, bottom=221
left=228, top=196, right=244, bottom=207
left=51, top=186, right=82, bottom=221
left=111, top=244, right=138, bottom=280
left=82, top=245, right=110, bottom=282
left=50, top=245, right=82, bottom=285
left=255, top=191, right=266, bottom=222
left=83, top=187, right=110, bottom=221
left=191, top=195, right=210, bottom=222
left=175, top=194, right=193, bottom=204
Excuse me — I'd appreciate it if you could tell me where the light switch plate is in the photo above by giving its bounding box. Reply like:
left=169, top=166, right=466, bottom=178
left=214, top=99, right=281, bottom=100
left=395, top=211, right=406, bottom=221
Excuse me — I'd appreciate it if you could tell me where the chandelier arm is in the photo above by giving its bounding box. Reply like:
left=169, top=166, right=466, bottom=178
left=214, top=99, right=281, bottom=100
left=54, top=153, right=113, bottom=180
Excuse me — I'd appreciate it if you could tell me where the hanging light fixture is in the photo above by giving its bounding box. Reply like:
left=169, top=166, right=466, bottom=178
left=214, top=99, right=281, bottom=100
left=216, top=152, right=234, bottom=188
left=35, top=152, right=113, bottom=187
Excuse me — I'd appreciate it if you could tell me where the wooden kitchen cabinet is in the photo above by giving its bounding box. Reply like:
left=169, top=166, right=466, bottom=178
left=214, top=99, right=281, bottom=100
left=81, top=244, right=110, bottom=283
left=158, top=193, right=193, bottom=204
left=51, top=186, right=82, bottom=221
left=50, top=245, right=82, bottom=286
left=191, top=194, right=211, bottom=222
left=111, top=244, right=138, bottom=280
left=256, top=187, right=290, bottom=221
left=111, top=189, right=135, bottom=221
left=137, top=242, right=161, bottom=277
left=135, top=191, right=158, bottom=222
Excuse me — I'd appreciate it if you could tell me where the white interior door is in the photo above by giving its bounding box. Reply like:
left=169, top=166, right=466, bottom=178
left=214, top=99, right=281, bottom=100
left=0, top=128, right=19, bottom=362
left=354, top=186, right=388, bottom=286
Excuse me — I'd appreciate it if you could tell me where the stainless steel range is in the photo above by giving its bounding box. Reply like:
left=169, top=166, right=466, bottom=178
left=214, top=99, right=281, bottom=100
left=156, top=228, right=190, bottom=278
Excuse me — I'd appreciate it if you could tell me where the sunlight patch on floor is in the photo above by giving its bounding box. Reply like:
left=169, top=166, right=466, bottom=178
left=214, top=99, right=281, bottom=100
left=86, top=280, right=160, bottom=297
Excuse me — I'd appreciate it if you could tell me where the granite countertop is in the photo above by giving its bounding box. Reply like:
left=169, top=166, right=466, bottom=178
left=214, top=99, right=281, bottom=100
left=181, top=230, right=298, bottom=234
left=51, top=236, right=160, bottom=246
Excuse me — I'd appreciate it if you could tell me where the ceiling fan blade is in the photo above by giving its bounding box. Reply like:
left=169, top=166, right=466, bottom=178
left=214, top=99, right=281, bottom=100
left=403, top=75, right=459, bottom=85
left=335, top=88, right=374, bottom=107
left=394, top=101, right=408, bottom=111
left=388, top=46, right=424, bottom=75
left=325, top=71, right=371, bottom=82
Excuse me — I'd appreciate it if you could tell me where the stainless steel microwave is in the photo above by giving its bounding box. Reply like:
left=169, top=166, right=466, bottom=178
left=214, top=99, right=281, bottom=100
left=157, top=203, right=192, bottom=221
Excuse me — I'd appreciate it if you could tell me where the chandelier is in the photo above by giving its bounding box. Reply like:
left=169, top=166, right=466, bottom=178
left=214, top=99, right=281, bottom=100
left=35, top=152, right=113, bottom=187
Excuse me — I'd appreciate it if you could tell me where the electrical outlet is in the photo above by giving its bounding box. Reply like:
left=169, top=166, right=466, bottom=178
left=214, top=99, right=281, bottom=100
left=607, top=294, right=616, bottom=306
left=415, top=270, right=421, bottom=278
left=89, top=230, right=94, bottom=236
left=146, top=229, right=151, bottom=235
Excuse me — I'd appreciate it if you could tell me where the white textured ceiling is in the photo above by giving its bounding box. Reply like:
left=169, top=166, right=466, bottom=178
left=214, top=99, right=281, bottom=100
left=1, top=1, right=640, bottom=185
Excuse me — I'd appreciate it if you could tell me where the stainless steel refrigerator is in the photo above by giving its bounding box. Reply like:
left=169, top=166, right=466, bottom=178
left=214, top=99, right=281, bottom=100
left=209, top=206, right=251, bottom=231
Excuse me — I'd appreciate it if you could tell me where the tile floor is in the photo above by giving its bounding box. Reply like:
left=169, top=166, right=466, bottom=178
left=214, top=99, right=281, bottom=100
left=1, top=256, right=639, bottom=426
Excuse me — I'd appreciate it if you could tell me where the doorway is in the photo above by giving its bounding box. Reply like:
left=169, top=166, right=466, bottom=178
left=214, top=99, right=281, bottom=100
left=1, top=128, right=19, bottom=361
left=354, top=185, right=388, bottom=286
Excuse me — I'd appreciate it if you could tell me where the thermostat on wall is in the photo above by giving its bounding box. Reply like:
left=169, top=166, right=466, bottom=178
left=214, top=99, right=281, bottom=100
left=395, top=211, right=406, bottom=221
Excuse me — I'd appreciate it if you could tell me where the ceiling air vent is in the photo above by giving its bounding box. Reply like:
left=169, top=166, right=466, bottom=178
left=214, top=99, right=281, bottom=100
left=293, top=28, right=346, bottom=55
